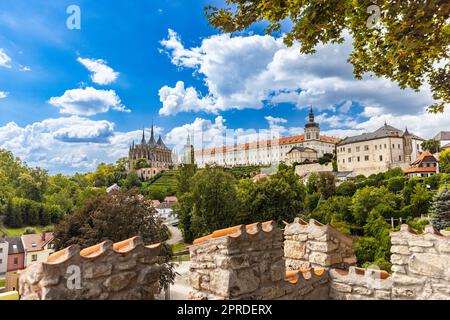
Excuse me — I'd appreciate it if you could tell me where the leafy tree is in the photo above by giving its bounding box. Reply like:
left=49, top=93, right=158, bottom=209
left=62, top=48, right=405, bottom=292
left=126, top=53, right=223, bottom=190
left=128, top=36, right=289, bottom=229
left=53, top=190, right=174, bottom=290
left=351, top=186, right=398, bottom=225
left=316, top=172, right=336, bottom=199
left=237, top=168, right=306, bottom=225
left=318, top=153, right=334, bottom=165
left=430, top=185, right=450, bottom=230
left=176, top=166, right=239, bottom=242
left=439, top=149, right=450, bottom=173
left=122, top=171, right=142, bottom=189
left=410, top=183, right=433, bottom=217
left=336, top=181, right=357, bottom=197
left=306, top=173, right=319, bottom=194
left=384, top=168, right=404, bottom=179
left=355, top=237, right=378, bottom=267
left=387, top=176, right=406, bottom=194
left=310, top=196, right=352, bottom=224
left=177, top=164, right=197, bottom=196
left=421, top=139, right=440, bottom=154
left=134, top=158, right=150, bottom=170
left=205, top=0, right=450, bottom=112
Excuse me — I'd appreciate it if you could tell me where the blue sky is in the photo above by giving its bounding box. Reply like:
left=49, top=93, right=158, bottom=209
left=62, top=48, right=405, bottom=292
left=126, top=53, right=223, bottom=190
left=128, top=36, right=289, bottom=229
left=0, top=0, right=448, bottom=174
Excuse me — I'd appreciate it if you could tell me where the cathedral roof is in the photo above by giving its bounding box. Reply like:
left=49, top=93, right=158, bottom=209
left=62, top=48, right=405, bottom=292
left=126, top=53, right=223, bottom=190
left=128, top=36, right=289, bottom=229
left=157, top=136, right=166, bottom=148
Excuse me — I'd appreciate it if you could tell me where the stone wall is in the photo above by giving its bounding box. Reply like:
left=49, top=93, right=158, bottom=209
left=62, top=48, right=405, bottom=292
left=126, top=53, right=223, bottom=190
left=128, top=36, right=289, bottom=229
left=329, top=267, right=392, bottom=300
left=284, top=218, right=356, bottom=270
left=390, top=225, right=450, bottom=299
left=19, top=236, right=161, bottom=300
left=189, top=221, right=329, bottom=300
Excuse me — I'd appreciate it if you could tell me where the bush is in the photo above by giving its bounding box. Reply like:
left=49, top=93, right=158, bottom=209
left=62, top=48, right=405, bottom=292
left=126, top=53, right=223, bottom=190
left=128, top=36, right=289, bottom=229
left=23, top=227, right=37, bottom=235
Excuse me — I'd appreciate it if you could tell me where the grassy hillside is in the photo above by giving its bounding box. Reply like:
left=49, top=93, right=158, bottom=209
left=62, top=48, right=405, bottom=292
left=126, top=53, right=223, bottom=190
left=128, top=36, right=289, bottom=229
left=142, top=170, right=179, bottom=200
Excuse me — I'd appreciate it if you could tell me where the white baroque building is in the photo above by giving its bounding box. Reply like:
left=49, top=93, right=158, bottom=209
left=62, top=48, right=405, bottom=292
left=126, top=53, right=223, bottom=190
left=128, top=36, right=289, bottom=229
left=194, top=109, right=340, bottom=168
left=337, top=124, right=424, bottom=176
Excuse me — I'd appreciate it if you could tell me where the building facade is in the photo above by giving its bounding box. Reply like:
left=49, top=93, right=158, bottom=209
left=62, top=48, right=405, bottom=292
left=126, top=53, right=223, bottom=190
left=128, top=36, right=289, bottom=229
left=405, top=150, right=439, bottom=178
left=434, top=131, right=450, bottom=150
left=5, top=236, right=25, bottom=272
left=285, top=146, right=319, bottom=166
left=128, top=124, right=174, bottom=180
left=0, top=239, right=8, bottom=274
left=194, top=109, right=340, bottom=167
left=21, top=233, right=54, bottom=267
left=337, top=124, right=424, bottom=176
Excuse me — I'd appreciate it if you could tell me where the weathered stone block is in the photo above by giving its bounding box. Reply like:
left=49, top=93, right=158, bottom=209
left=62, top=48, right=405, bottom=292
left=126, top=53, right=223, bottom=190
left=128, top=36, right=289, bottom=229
left=374, top=290, right=391, bottom=300
left=84, top=262, right=112, bottom=279
left=331, top=282, right=352, bottom=293
left=353, top=286, right=372, bottom=296
left=409, top=253, right=450, bottom=279
left=392, top=274, right=425, bottom=285
left=392, top=286, right=416, bottom=298
left=103, top=271, right=136, bottom=292
left=284, top=240, right=306, bottom=259
left=391, top=245, right=410, bottom=255
left=408, top=240, right=434, bottom=248
left=390, top=254, right=409, bottom=265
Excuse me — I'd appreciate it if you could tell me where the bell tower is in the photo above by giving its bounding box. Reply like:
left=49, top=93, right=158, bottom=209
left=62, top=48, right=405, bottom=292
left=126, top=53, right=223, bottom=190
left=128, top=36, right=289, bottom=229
left=304, top=107, right=320, bottom=141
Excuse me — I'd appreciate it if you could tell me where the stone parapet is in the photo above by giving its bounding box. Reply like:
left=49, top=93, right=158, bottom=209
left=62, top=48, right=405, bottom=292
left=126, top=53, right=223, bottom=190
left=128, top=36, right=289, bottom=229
left=390, top=224, right=450, bottom=300
left=284, top=218, right=356, bottom=270
left=329, top=267, right=392, bottom=300
left=19, top=236, right=162, bottom=300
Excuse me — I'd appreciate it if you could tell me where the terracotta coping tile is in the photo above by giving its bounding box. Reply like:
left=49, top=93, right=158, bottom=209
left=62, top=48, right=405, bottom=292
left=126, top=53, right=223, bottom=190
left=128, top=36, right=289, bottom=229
left=113, top=236, right=141, bottom=254
left=192, top=220, right=275, bottom=245
left=46, top=247, right=71, bottom=265
left=334, top=269, right=349, bottom=276
left=314, top=268, right=326, bottom=277
left=80, top=241, right=111, bottom=258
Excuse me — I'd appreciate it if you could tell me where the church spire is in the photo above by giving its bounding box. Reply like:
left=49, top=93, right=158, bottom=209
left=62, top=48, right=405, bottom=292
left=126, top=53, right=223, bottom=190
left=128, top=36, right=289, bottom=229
left=309, top=106, right=315, bottom=123
left=149, top=120, right=156, bottom=146
left=141, top=126, right=146, bottom=145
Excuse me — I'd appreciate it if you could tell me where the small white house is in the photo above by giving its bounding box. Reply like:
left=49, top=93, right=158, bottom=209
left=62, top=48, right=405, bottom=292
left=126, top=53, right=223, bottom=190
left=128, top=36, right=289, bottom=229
left=155, top=202, right=175, bottom=220
left=0, top=239, right=9, bottom=274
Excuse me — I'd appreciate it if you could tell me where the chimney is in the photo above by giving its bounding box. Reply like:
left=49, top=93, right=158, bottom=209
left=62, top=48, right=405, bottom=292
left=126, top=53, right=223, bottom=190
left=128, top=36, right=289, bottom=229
left=41, top=232, right=46, bottom=242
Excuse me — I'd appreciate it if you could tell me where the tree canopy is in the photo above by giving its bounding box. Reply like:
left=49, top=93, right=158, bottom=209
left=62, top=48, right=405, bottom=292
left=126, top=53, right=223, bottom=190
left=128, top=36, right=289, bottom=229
left=206, top=0, right=450, bottom=112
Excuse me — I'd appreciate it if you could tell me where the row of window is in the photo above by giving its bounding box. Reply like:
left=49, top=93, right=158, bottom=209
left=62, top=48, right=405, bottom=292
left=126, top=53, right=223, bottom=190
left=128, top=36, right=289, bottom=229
left=339, top=155, right=403, bottom=163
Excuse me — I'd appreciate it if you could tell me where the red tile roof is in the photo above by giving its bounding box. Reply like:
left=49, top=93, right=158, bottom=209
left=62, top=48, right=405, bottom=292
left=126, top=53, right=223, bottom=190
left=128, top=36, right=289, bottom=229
left=405, top=167, right=437, bottom=173
left=21, top=233, right=54, bottom=252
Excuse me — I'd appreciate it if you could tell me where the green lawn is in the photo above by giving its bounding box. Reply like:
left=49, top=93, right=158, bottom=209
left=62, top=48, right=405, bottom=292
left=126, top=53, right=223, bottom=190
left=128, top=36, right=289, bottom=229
left=0, top=225, right=49, bottom=236
left=171, top=242, right=188, bottom=254
left=0, top=278, right=5, bottom=288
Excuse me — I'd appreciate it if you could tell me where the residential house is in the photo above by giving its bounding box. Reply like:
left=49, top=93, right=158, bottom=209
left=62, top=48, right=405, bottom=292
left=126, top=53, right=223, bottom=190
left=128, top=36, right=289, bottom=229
left=155, top=202, right=175, bottom=220
left=21, top=232, right=55, bottom=267
left=4, top=236, right=25, bottom=272
left=164, top=196, right=177, bottom=204
left=0, top=239, right=8, bottom=274
left=405, top=150, right=440, bottom=178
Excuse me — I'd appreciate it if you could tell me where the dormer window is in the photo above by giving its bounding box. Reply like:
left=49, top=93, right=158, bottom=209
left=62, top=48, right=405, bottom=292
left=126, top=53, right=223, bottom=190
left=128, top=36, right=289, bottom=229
left=32, top=243, right=37, bottom=248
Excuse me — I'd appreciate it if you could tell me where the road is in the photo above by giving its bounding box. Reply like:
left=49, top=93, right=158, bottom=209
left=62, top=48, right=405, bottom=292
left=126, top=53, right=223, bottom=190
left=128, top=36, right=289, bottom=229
left=166, top=224, right=183, bottom=245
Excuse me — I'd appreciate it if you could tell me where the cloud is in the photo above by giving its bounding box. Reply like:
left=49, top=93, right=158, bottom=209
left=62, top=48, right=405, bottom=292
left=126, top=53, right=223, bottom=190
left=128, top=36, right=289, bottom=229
left=0, top=48, right=12, bottom=68
left=159, top=30, right=438, bottom=116
left=0, top=117, right=151, bottom=175
left=48, top=87, right=130, bottom=116
left=77, top=57, right=119, bottom=85
left=19, top=65, right=32, bottom=72
left=0, top=91, right=8, bottom=99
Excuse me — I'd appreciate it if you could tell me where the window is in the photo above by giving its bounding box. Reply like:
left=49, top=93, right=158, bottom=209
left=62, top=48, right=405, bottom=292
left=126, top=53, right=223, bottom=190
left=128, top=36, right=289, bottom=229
left=343, top=159, right=345, bottom=163
left=384, top=144, right=387, bottom=148
left=364, top=145, right=369, bottom=151
left=399, top=156, right=402, bottom=161
left=365, top=156, right=369, bottom=161
left=375, top=145, right=377, bottom=150
left=357, top=156, right=360, bottom=162
left=392, top=144, right=395, bottom=148
left=13, top=257, right=18, bottom=265
left=0, top=248, right=2, bottom=253
left=348, top=158, right=352, bottom=163
left=398, top=144, right=401, bottom=149
left=0, top=259, right=2, bottom=264
left=379, top=155, right=383, bottom=161
left=348, top=148, right=351, bottom=153
left=32, top=254, right=37, bottom=262
left=356, top=147, right=360, bottom=152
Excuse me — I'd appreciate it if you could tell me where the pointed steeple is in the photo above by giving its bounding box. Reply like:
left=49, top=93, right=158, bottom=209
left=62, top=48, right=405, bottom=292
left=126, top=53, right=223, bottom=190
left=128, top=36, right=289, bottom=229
left=186, top=134, right=191, bottom=146
left=157, top=135, right=166, bottom=148
left=141, top=127, right=146, bottom=145
left=309, top=106, right=315, bottom=123
left=404, top=126, right=410, bottom=135
left=149, top=121, right=156, bottom=146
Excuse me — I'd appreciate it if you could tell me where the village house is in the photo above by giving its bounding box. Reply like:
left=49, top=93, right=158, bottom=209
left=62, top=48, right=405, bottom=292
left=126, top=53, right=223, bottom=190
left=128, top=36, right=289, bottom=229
left=405, top=150, right=440, bottom=178
left=21, top=232, right=55, bottom=267
left=4, top=236, right=25, bottom=272
left=285, top=146, right=319, bottom=166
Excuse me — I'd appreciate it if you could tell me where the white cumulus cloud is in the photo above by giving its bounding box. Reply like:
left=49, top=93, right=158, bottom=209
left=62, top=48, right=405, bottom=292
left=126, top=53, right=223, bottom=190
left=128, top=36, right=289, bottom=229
left=0, top=48, right=12, bottom=68
left=48, top=87, right=130, bottom=116
left=0, top=91, right=8, bottom=99
left=77, top=57, right=119, bottom=85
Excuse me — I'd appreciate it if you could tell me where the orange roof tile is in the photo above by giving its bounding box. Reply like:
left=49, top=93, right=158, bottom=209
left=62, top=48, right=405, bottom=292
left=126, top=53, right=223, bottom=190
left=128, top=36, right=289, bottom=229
left=192, top=221, right=275, bottom=245
left=411, top=150, right=438, bottom=165
left=405, top=167, right=437, bottom=173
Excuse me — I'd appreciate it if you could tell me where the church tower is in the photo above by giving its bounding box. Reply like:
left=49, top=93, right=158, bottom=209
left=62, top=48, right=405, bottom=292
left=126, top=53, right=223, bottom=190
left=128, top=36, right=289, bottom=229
left=305, top=107, right=320, bottom=141
left=403, top=127, right=413, bottom=163
left=183, top=134, right=195, bottom=165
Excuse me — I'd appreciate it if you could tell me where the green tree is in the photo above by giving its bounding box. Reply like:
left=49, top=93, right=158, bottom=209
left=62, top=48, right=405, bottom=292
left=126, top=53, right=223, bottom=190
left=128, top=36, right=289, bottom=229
left=53, top=190, right=174, bottom=290
left=177, top=164, right=197, bottom=196
left=410, top=184, right=433, bottom=217
left=205, top=1, right=450, bottom=112
left=351, top=186, right=398, bottom=225
left=134, top=158, right=149, bottom=170
left=316, top=172, right=336, bottom=199
left=310, top=196, right=352, bottom=224
left=439, top=149, right=450, bottom=173
left=237, top=168, right=306, bottom=225
left=336, top=181, right=356, bottom=197
left=122, top=171, right=142, bottom=189
left=176, top=166, right=239, bottom=242
left=387, top=176, right=406, bottom=194
left=430, top=185, right=450, bottom=230
left=421, top=139, right=440, bottom=154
